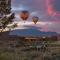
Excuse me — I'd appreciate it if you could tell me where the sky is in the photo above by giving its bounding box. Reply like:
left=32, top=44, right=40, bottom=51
left=11, top=0, right=60, bottom=33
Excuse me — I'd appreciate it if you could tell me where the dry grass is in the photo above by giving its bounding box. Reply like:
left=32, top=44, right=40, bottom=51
left=0, top=31, right=60, bottom=60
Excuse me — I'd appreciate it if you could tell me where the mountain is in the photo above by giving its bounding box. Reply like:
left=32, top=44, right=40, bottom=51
left=10, top=28, right=58, bottom=37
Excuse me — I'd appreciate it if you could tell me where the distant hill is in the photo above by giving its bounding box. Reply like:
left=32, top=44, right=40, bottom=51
left=10, top=28, right=58, bottom=37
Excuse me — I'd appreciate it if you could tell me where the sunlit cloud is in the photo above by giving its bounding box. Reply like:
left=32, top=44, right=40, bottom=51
left=11, top=0, right=60, bottom=33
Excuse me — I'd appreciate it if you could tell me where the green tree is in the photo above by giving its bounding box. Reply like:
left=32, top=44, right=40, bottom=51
left=0, top=0, right=17, bottom=32
left=0, top=13, right=17, bottom=32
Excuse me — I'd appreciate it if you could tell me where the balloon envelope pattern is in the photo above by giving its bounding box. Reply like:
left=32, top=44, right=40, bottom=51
left=20, top=10, right=29, bottom=21
left=32, top=16, right=39, bottom=24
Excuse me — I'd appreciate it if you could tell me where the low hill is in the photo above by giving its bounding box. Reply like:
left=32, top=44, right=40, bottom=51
left=10, top=28, right=58, bottom=37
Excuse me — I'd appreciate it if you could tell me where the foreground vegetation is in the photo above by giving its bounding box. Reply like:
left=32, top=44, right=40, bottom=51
left=0, top=32, right=60, bottom=60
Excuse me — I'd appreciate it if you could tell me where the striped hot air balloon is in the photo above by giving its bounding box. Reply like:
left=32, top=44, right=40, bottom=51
left=32, top=16, right=39, bottom=24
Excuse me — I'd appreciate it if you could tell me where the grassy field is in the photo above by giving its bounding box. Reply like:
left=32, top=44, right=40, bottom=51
left=0, top=32, right=60, bottom=60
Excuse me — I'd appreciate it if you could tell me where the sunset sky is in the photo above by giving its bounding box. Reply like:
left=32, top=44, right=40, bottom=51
left=11, top=0, right=60, bottom=33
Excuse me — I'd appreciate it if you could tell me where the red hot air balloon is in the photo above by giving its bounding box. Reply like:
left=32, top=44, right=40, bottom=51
left=32, top=16, right=39, bottom=24
left=20, top=10, right=29, bottom=22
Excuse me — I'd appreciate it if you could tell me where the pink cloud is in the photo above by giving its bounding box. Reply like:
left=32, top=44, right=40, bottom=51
left=46, top=0, right=60, bottom=16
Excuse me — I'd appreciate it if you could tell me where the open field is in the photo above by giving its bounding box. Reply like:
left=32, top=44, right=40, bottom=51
left=0, top=32, right=60, bottom=60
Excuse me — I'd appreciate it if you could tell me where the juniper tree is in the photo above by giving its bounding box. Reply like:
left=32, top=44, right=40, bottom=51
left=0, top=0, right=17, bottom=32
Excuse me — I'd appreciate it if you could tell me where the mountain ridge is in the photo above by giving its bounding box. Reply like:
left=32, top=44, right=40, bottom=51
left=10, top=28, right=58, bottom=37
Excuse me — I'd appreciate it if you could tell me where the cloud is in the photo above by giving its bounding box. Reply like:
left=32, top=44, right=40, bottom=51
left=11, top=0, right=60, bottom=33
left=46, top=0, right=60, bottom=16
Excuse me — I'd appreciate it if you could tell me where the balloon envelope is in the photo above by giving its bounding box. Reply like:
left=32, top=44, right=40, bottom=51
left=20, top=10, right=29, bottom=21
left=32, top=16, right=39, bottom=24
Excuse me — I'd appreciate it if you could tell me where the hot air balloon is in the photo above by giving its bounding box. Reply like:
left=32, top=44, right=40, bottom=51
left=20, top=10, right=29, bottom=22
left=32, top=16, right=39, bottom=24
